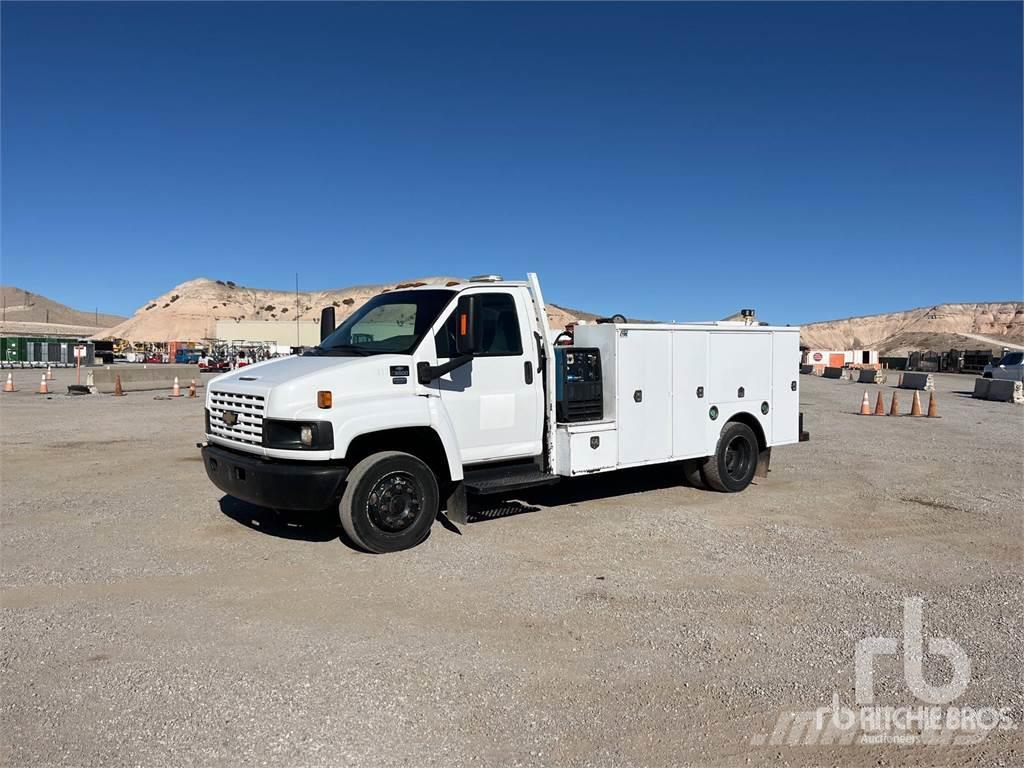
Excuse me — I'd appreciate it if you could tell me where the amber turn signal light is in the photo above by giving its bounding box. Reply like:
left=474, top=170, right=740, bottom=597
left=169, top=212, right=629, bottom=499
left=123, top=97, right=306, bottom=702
left=317, top=391, right=332, bottom=409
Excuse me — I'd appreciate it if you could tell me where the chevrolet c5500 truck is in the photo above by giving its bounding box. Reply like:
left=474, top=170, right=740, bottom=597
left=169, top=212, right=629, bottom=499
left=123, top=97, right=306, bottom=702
left=201, top=273, right=808, bottom=552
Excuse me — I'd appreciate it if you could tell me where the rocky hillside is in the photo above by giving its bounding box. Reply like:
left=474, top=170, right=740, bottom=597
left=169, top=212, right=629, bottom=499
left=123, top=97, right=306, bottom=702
left=800, top=302, right=1024, bottom=354
left=87, top=278, right=1024, bottom=353
left=0, top=286, right=125, bottom=329
left=94, top=277, right=587, bottom=342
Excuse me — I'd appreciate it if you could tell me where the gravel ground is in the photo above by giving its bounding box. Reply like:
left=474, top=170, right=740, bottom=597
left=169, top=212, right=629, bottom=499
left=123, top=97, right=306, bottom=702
left=1, top=368, right=1022, bottom=767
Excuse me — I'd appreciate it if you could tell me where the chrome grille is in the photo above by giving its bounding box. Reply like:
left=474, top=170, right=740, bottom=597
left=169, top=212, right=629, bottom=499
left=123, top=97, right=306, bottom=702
left=209, top=389, right=265, bottom=445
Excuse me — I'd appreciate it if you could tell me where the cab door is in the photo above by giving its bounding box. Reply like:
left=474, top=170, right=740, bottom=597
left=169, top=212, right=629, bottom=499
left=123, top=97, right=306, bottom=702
left=434, top=289, right=543, bottom=464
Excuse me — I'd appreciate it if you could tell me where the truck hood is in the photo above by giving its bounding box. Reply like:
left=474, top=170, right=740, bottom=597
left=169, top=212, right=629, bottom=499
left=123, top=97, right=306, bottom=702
left=212, top=354, right=379, bottom=387
left=210, top=353, right=417, bottom=417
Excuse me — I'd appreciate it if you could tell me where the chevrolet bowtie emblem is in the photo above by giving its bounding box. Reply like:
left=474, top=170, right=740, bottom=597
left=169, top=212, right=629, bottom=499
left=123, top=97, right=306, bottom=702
left=222, top=411, right=238, bottom=427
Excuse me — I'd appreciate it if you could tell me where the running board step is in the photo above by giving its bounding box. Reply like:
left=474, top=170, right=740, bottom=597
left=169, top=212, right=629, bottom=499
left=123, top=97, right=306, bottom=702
left=462, top=465, right=559, bottom=495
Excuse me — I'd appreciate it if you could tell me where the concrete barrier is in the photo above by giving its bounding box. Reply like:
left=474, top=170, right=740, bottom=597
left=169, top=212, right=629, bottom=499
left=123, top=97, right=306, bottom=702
left=857, top=369, right=886, bottom=384
left=87, top=364, right=203, bottom=394
left=972, top=378, right=991, bottom=399
left=898, top=372, right=934, bottom=391
left=985, top=379, right=1024, bottom=404
left=823, top=367, right=843, bottom=379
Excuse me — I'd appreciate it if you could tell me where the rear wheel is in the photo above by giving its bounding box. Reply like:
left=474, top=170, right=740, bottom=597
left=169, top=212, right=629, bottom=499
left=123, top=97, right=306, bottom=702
left=682, top=459, right=707, bottom=489
left=702, top=422, right=759, bottom=493
left=339, top=451, right=439, bottom=553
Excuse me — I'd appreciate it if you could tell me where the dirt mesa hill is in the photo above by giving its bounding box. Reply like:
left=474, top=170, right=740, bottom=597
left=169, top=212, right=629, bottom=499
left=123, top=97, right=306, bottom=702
left=0, top=286, right=126, bottom=338
left=94, top=278, right=586, bottom=343
left=799, top=302, right=1024, bottom=355
left=82, top=278, right=1024, bottom=355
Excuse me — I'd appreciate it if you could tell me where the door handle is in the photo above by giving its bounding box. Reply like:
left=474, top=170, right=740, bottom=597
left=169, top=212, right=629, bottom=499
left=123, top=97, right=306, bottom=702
left=524, top=361, right=533, bottom=385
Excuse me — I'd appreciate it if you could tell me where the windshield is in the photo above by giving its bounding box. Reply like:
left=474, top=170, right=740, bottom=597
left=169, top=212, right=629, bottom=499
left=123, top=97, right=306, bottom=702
left=310, top=289, right=455, bottom=356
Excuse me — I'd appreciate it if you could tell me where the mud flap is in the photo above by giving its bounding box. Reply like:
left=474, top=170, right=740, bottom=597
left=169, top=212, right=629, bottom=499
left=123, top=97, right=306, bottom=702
left=444, top=482, right=468, bottom=526
left=755, top=447, right=771, bottom=479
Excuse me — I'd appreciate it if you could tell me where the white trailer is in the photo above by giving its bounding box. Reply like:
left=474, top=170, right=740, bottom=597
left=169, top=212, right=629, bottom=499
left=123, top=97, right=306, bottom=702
left=201, top=273, right=808, bottom=553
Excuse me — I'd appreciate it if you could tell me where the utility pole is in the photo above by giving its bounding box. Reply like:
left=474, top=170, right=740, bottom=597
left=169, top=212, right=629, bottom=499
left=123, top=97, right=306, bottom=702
left=295, top=273, right=300, bottom=347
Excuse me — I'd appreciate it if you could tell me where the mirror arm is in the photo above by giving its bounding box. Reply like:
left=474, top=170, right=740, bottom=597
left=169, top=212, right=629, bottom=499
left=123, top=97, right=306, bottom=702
left=417, top=354, right=474, bottom=385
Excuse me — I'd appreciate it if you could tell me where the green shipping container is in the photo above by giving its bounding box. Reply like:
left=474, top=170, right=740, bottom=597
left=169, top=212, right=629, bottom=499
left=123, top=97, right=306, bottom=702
left=1, top=337, right=28, bottom=362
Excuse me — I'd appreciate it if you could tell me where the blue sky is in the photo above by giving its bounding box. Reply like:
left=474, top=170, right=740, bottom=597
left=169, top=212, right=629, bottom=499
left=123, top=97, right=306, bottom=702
left=2, top=2, right=1021, bottom=323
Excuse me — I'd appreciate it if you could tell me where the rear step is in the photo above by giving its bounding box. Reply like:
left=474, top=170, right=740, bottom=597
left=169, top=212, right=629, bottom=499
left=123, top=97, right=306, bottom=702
left=462, top=464, right=559, bottom=495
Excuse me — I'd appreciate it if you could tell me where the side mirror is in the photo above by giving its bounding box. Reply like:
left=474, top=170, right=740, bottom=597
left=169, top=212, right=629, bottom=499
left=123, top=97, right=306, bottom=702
left=320, top=307, right=335, bottom=342
left=454, top=294, right=482, bottom=356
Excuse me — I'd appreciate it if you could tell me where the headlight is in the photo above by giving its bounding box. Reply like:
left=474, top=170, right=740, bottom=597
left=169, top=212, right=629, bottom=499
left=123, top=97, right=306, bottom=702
left=262, top=419, right=334, bottom=451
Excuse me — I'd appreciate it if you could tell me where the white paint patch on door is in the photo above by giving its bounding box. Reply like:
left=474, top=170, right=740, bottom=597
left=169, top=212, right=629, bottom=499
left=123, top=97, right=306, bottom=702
left=479, top=394, right=516, bottom=430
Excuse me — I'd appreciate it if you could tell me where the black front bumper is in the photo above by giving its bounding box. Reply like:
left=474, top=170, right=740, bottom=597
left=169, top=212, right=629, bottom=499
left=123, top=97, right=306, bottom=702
left=201, top=444, right=349, bottom=511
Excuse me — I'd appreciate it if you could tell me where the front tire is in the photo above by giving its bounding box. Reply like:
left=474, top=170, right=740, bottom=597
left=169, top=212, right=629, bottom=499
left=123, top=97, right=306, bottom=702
left=702, top=422, right=759, bottom=493
left=339, top=451, right=439, bottom=553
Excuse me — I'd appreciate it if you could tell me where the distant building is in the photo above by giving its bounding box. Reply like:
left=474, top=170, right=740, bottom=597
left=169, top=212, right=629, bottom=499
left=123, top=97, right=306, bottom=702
left=803, top=349, right=879, bottom=369
left=214, top=319, right=321, bottom=350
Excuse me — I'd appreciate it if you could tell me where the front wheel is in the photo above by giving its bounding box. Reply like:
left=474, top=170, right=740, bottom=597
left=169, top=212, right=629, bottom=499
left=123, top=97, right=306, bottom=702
left=339, top=451, right=439, bottom=553
left=702, top=422, right=759, bottom=493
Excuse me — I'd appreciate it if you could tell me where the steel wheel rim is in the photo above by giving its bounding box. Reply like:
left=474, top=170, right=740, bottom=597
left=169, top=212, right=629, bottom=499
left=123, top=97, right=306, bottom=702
left=366, top=471, right=422, bottom=532
left=724, top=435, right=753, bottom=481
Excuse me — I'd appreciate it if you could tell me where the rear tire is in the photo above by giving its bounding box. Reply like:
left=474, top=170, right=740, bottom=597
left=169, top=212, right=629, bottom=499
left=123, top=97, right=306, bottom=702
left=339, top=451, right=439, bottom=553
left=702, top=422, right=759, bottom=493
left=682, top=459, right=707, bottom=489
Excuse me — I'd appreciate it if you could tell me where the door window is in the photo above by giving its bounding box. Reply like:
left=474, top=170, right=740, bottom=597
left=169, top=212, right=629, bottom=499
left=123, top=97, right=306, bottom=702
left=435, top=293, right=523, bottom=358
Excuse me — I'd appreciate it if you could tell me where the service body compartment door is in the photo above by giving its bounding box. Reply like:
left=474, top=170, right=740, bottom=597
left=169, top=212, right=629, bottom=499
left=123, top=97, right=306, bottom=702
left=708, top=333, right=772, bottom=405
left=617, top=330, right=672, bottom=465
left=555, top=422, right=617, bottom=476
left=672, top=331, right=709, bottom=459
left=771, top=332, right=801, bottom=444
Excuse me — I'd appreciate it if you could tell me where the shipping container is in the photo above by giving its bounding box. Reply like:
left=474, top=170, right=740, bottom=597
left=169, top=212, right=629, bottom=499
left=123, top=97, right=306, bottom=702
left=0, top=336, right=94, bottom=366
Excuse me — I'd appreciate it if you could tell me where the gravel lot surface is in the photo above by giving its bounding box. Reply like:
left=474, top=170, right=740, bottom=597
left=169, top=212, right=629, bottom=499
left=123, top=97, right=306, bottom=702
left=2, top=368, right=1022, bottom=767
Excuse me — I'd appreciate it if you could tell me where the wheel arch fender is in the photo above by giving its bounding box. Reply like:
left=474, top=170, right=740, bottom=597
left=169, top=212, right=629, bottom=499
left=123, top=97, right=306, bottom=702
left=723, top=410, right=767, bottom=451
left=333, top=397, right=462, bottom=483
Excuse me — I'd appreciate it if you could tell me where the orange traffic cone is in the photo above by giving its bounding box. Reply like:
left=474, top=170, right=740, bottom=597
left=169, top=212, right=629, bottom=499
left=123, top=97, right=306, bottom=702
left=910, top=391, right=922, bottom=417
left=46, top=365, right=54, bottom=381
left=926, top=392, right=939, bottom=418
left=858, top=390, right=871, bottom=415
left=888, top=392, right=899, bottom=416
left=37, top=374, right=49, bottom=395
left=873, top=391, right=885, bottom=416
left=188, top=379, right=197, bottom=398
left=3, top=373, right=15, bottom=393
left=170, top=376, right=182, bottom=397
left=113, top=374, right=125, bottom=396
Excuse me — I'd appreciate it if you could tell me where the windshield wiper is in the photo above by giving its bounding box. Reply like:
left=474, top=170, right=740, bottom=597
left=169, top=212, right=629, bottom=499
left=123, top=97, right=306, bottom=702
left=321, top=344, right=372, bottom=357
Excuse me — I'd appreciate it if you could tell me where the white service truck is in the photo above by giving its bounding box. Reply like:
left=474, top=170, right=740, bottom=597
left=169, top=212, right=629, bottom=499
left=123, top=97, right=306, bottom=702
left=201, top=273, right=808, bottom=553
